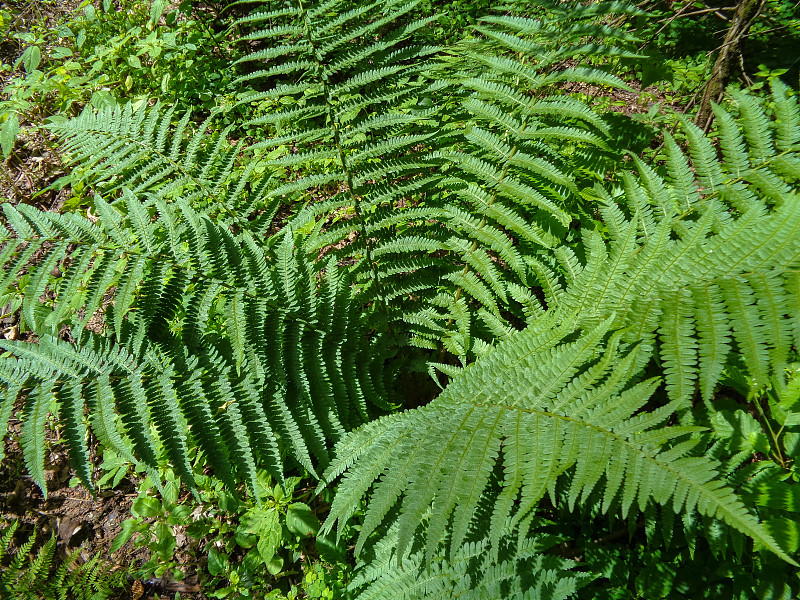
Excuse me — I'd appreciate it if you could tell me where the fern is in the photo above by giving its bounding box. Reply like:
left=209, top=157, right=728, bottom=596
left=231, top=0, right=647, bottom=360
left=51, top=550, right=131, bottom=600
left=0, top=521, right=55, bottom=600
left=0, top=519, right=130, bottom=600
left=350, top=521, right=593, bottom=600
left=321, top=316, right=793, bottom=564
left=0, top=192, right=392, bottom=494
left=562, top=84, right=800, bottom=401
left=321, top=81, right=800, bottom=570
left=3, top=0, right=800, bottom=596
left=233, top=0, right=445, bottom=335
left=48, top=102, right=274, bottom=232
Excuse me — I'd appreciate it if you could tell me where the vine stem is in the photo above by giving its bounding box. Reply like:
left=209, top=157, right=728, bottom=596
left=752, top=391, right=788, bottom=469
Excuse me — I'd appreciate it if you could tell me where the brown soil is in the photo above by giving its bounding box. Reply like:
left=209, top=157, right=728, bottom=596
left=1, top=413, right=203, bottom=599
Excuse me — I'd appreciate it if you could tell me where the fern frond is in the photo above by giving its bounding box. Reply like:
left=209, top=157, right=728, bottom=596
left=0, top=521, right=64, bottom=600
left=20, top=382, right=53, bottom=498
left=49, top=102, right=265, bottom=227
left=323, top=316, right=793, bottom=566
left=549, top=86, right=800, bottom=396
left=50, top=549, right=131, bottom=600
left=322, top=78, right=800, bottom=573
left=351, top=523, right=593, bottom=600
left=1, top=193, right=392, bottom=494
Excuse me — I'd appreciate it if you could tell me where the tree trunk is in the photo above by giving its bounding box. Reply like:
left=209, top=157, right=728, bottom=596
left=695, top=0, right=765, bottom=129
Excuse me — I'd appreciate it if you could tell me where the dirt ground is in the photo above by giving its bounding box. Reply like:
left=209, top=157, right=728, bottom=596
left=1, top=414, right=204, bottom=599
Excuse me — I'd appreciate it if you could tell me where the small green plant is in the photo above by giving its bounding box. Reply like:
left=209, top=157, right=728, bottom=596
left=0, top=520, right=56, bottom=600
left=105, top=463, right=191, bottom=582
left=111, top=465, right=349, bottom=598
left=751, top=63, right=791, bottom=91
left=0, top=0, right=238, bottom=163
left=0, top=519, right=130, bottom=600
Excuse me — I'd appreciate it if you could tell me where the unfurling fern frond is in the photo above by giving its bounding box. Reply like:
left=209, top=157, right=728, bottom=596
left=0, top=194, right=392, bottom=496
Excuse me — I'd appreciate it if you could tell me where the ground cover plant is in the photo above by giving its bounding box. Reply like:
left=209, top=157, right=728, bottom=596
left=2, top=0, right=800, bottom=598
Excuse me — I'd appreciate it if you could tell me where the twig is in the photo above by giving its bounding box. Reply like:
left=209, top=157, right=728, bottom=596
left=674, top=7, right=734, bottom=19
left=639, top=4, right=736, bottom=51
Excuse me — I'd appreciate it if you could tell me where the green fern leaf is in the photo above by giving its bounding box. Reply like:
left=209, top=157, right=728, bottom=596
left=228, top=290, right=248, bottom=376
left=658, top=288, right=698, bottom=405
left=690, top=282, right=732, bottom=401
left=21, top=382, right=53, bottom=498
left=324, top=317, right=794, bottom=565
left=0, top=382, right=22, bottom=464
left=56, top=381, right=93, bottom=490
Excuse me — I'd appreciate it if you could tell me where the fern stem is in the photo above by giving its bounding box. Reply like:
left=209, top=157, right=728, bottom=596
left=297, top=0, right=395, bottom=333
